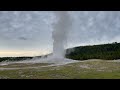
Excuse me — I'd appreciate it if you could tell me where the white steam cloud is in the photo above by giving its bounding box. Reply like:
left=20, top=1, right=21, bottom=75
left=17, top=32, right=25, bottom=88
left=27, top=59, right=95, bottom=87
left=52, top=11, right=72, bottom=59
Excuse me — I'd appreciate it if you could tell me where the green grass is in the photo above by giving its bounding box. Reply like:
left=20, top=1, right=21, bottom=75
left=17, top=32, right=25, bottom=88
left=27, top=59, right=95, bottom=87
left=0, top=60, right=120, bottom=79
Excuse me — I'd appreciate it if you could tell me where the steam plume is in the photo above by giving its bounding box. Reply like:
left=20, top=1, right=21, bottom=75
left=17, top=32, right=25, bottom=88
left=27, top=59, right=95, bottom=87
left=52, top=11, right=72, bottom=59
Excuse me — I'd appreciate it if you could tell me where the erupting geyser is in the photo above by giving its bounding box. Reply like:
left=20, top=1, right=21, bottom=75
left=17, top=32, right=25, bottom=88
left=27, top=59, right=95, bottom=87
left=52, top=11, right=72, bottom=59
left=0, top=11, right=76, bottom=65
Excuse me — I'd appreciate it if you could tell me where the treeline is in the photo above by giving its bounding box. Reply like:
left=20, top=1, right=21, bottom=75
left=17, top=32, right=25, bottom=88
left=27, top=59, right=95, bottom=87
left=0, top=57, right=33, bottom=62
left=0, top=55, right=46, bottom=62
left=66, top=42, right=120, bottom=60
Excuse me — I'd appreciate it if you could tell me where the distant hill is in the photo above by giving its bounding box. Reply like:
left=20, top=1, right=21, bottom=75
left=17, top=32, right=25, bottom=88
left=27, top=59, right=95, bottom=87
left=66, top=42, right=120, bottom=60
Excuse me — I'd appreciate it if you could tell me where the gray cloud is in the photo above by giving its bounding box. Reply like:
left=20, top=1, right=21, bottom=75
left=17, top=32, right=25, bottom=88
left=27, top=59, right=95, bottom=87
left=0, top=11, right=120, bottom=56
left=0, top=11, right=54, bottom=51
left=18, top=37, right=28, bottom=40
left=67, top=11, right=120, bottom=47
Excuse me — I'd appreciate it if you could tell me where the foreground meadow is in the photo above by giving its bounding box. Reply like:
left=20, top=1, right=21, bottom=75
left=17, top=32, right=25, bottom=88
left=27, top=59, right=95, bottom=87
left=0, top=59, right=120, bottom=79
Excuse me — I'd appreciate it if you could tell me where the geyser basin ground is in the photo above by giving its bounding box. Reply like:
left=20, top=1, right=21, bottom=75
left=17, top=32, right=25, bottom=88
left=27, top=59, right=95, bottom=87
left=1, top=59, right=120, bottom=79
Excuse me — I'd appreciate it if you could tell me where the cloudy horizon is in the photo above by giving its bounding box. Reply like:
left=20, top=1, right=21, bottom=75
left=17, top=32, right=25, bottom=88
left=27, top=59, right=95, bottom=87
left=0, top=11, right=120, bottom=57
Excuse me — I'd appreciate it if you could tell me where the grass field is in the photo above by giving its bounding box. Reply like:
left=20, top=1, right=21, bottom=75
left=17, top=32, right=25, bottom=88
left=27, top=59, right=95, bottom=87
left=0, top=59, right=120, bottom=79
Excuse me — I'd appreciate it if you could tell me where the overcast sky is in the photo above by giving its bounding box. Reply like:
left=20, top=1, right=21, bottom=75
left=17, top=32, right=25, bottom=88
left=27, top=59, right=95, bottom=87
left=0, top=11, right=120, bottom=57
